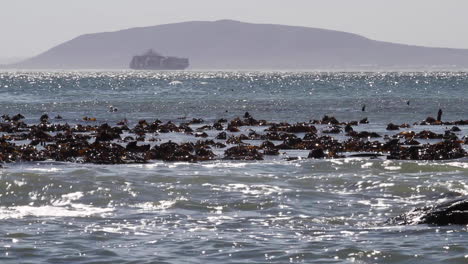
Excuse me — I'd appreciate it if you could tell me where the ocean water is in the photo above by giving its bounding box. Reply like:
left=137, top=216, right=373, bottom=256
left=0, top=71, right=467, bottom=263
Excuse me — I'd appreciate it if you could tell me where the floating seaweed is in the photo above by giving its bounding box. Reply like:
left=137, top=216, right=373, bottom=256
left=0, top=113, right=467, bottom=165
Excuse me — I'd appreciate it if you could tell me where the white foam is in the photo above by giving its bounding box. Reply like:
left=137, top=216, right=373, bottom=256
left=204, top=183, right=288, bottom=196
left=169, top=80, right=182, bottom=85
left=132, top=200, right=176, bottom=211
left=24, top=167, right=62, bottom=172
left=445, top=162, right=468, bottom=169
left=384, top=166, right=402, bottom=171
left=131, top=196, right=188, bottom=212
left=0, top=204, right=113, bottom=219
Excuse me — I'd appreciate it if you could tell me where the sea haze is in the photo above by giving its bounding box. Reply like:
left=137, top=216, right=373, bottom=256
left=0, top=71, right=467, bottom=263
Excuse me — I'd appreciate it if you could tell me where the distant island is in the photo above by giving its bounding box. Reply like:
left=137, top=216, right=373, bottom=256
left=6, top=20, right=468, bottom=70
left=129, top=49, right=189, bottom=70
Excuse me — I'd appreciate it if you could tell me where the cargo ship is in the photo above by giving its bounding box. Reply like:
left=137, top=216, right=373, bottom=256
left=129, top=50, right=189, bottom=70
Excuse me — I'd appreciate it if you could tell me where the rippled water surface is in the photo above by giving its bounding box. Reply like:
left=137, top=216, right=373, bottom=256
left=0, top=71, right=467, bottom=263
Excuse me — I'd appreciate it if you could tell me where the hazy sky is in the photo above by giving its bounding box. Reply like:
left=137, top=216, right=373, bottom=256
left=1, top=0, right=468, bottom=58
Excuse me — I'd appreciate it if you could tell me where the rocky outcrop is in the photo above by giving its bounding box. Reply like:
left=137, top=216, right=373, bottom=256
left=387, top=196, right=468, bottom=226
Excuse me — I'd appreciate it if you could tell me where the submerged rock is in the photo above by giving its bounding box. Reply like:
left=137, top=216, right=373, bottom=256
left=387, top=196, right=468, bottom=225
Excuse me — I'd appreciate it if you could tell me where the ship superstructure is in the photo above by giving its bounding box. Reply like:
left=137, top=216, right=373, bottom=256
left=130, top=50, right=189, bottom=70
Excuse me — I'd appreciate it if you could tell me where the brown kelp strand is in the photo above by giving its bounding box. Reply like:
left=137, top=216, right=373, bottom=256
left=1, top=113, right=467, bottom=164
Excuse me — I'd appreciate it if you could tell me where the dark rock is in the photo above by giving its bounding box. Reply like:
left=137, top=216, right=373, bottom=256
left=382, top=139, right=401, bottom=152
left=321, top=115, right=339, bottom=125
left=196, top=140, right=226, bottom=149
left=147, top=141, right=198, bottom=162
left=40, top=114, right=49, bottom=123
left=195, top=147, right=215, bottom=160
left=29, top=128, right=52, bottom=141
left=229, top=117, right=244, bottom=127
left=347, top=131, right=381, bottom=138
left=395, top=131, right=416, bottom=139
left=213, top=122, right=224, bottom=130
left=194, top=132, right=209, bottom=138
left=323, top=126, right=341, bottom=134
left=308, top=148, right=325, bottom=159
left=243, top=117, right=261, bottom=126
left=303, top=132, right=317, bottom=140
left=83, top=142, right=144, bottom=164
left=343, top=139, right=383, bottom=153
left=226, top=136, right=244, bottom=144
left=0, top=123, right=14, bottom=133
left=266, top=123, right=316, bottom=133
left=95, top=123, right=121, bottom=142
left=386, top=123, right=400, bottom=130
left=403, top=139, right=420, bottom=145
left=147, top=141, right=178, bottom=160
left=190, top=118, right=204, bottom=124
left=347, top=153, right=384, bottom=158
left=454, top=120, right=468, bottom=125
left=386, top=196, right=468, bottom=225
left=344, top=124, right=354, bottom=133
left=443, top=131, right=459, bottom=141
left=414, top=130, right=443, bottom=139
left=179, top=124, right=193, bottom=133
left=262, top=132, right=283, bottom=141
left=263, top=148, right=279, bottom=155
left=259, top=141, right=276, bottom=149
left=1, top=115, right=11, bottom=121
left=227, top=124, right=240, bottom=132
left=196, top=125, right=212, bottom=131
left=117, top=119, right=128, bottom=126
left=425, top=116, right=436, bottom=124
left=156, top=121, right=181, bottom=133
left=123, top=136, right=135, bottom=142
left=277, top=136, right=306, bottom=149
left=288, top=123, right=317, bottom=133
left=224, top=145, right=263, bottom=160
left=126, top=141, right=150, bottom=152
left=388, top=140, right=466, bottom=160
left=216, top=132, right=227, bottom=140
left=247, top=130, right=262, bottom=140
left=11, top=114, right=25, bottom=122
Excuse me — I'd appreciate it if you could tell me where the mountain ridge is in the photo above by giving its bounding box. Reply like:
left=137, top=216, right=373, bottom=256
left=8, top=20, right=468, bottom=69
